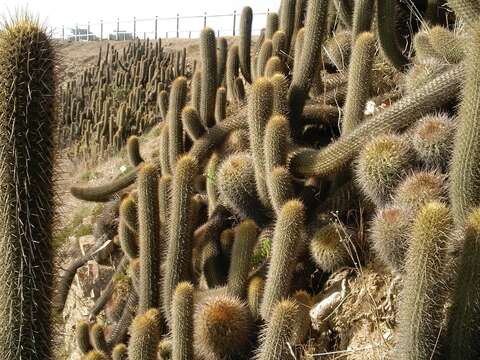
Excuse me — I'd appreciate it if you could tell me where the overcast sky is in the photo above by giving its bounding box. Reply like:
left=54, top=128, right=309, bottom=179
left=3, top=0, right=281, bottom=38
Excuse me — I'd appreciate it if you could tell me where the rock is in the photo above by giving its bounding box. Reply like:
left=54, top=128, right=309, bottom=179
left=78, top=234, right=95, bottom=256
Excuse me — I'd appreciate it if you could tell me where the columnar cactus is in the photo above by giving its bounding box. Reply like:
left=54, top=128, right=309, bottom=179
left=266, top=12, right=279, bottom=39
left=352, top=0, right=374, bottom=39
left=128, top=309, right=162, bottom=360
left=226, top=45, right=240, bottom=102
left=355, top=134, right=414, bottom=207
left=447, top=0, right=480, bottom=28
left=260, top=200, right=306, bottom=320
left=194, top=296, right=252, bottom=359
left=168, top=76, right=188, bottom=169
left=445, top=208, right=480, bottom=359
left=248, top=78, right=274, bottom=209
left=137, top=164, right=161, bottom=314
left=289, top=66, right=463, bottom=178
left=77, top=320, right=93, bottom=354
left=227, top=220, right=258, bottom=299
left=450, top=24, right=480, bottom=226
left=239, top=7, right=253, bottom=83
left=217, top=37, right=228, bottom=87
left=376, top=0, right=409, bottom=70
left=162, top=156, right=197, bottom=322
left=200, top=28, right=218, bottom=128
left=255, top=300, right=300, bottom=360
left=288, top=0, right=329, bottom=121
left=172, top=282, right=194, bottom=360
left=0, top=17, right=57, bottom=360
left=395, top=202, right=453, bottom=359
left=342, top=32, right=375, bottom=135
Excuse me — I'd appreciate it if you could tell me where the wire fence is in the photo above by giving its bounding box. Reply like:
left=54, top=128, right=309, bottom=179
left=52, top=10, right=271, bottom=41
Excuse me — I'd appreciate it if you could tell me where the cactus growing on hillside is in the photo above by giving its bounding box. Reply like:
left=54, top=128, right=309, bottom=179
left=48, top=2, right=480, bottom=359
left=289, top=66, right=463, bottom=178
left=0, top=17, right=57, bottom=360
left=194, top=295, right=252, bottom=359
left=395, top=202, right=453, bottom=359
left=128, top=309, right=162, bottom=360
left=288, top=0, right=329, bottom=121
left=445, top=208, right=480, bottom=359
left=260, top=200, right=306, bottom=320
left=137, top=164, right=161, bottom=313
left=200, top=28, right=218, bottom=128
left=227, top=220, right=258, bottom=299
left=172, top=282, right=194, bottom=360
left=162, top=156, right=197, bottom=322
left=450, top=24, right=480, bottom=226
left=255, top=300, right=300, bottom=360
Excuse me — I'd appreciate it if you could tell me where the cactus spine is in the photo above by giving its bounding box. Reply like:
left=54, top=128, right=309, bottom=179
left=137, top=164, right=161, bottom=313
left=355, top=134, right=414, bottom=206
left=0, top=18, right=57, bottom=360
left=172, top=282, right=194, bottom=360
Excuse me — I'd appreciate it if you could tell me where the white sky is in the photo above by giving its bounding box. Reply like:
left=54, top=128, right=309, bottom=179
left=3, top=0, right=281, bottom=38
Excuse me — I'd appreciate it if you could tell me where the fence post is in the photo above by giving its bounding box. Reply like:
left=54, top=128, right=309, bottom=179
left=176, top=14, right=180, bottom=38
left=87, top=22, right=90, bottom=41
left=116, top=18, right=120, bottom=41
left=134, top=17, right=136, bottom=39
left=204, top=12, right=207, bottom=28
left=232, top=10, right=236, bottom=36
left=62, top=25, right=64, bottom=40
left=166, top=31, right=168, bottom=38
left=76, top=23, right=79, bottom=41
left=100, top=20, right=103, bottom=40
left=155, top=16, right=158, bottom=39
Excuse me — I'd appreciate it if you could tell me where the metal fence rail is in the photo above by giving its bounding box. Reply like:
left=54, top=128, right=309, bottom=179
left=52, top=10, right=271, bottom=41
